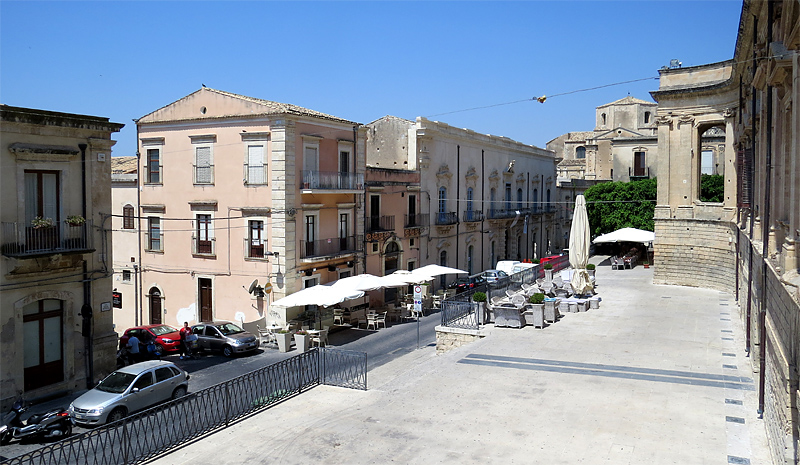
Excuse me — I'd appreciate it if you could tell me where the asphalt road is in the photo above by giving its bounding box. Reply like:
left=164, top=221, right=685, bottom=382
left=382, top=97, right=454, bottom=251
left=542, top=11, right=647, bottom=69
left=0, top=310, right=440, bottom=462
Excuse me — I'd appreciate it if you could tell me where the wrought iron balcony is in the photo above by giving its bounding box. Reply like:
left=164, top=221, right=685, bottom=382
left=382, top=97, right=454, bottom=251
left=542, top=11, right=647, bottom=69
left=462, top=210, right=484, bottom=222
left=404, top=213, right=429, bottom=228
left=2, top=221, right=93, bottom=258
left=301, top=171, right=364, bottom=191
left=434, top=212, right=459, bottom=226
left=300, top=234, right=362, bottom=259
left=192, top=236, right=216, bottom=256
left=367, top=215, right=395, bottom=233
left=244, top=238, right=269, bottom=259
left=487, top=208, right=516, bottom=220
left=193, top=164, right=215, bottom=185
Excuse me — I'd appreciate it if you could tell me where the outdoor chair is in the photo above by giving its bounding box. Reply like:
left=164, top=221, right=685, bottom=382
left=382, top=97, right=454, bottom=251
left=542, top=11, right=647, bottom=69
left=255, top=324, right=274, bottom=347
left=377, top=312, right=388, bottom=329
left=490, top=296, right=505, bottom=306
left=333, top=309, right=345, bottom=326
left=366, top=313, right=379, bottom=330
left=511, top=294, right=526, bottom=308
left=311, top=329, right=328, bottom=348
left=505, top=290, right=517, bottom=299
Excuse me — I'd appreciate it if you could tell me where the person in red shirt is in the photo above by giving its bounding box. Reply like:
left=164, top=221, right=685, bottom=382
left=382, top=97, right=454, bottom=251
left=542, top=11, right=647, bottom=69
left=179, top=322, right=192, bottom=360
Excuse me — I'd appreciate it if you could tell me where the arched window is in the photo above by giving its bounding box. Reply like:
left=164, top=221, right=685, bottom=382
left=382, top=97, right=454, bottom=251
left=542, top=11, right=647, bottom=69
left=438, top=187, right=447, bottom=224
left=490, top=188, right=496, bottom=217
left=123, top=204, right=135, bottom=229
left=517, top=188, right=523, bottom=209
left=533, top=189, right=538, bottom=213
left=546, top=189, right=551, bottom=212
left=601, top=113, right=607, bottom=126
left=575, top=146, right=586, bottom=159
left=466, top=187, right=474, bottom=219
left=644, top=111, right=651, bottom=124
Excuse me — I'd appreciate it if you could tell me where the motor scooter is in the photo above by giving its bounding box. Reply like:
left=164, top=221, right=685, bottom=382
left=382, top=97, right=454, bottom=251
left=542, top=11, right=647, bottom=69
left=0, top=399, right=72, bottom=445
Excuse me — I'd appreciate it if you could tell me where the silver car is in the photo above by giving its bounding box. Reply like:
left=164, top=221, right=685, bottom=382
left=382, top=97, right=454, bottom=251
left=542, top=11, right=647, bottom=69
left=191, top=321, right=259, bottom=357
left=69, top=360, right=189, bottom=426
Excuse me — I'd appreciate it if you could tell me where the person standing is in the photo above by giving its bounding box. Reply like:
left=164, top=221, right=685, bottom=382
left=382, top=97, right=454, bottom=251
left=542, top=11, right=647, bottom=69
left=127, top=333, right=141, bottom=364
left=179, top=322, right=192, bottom=360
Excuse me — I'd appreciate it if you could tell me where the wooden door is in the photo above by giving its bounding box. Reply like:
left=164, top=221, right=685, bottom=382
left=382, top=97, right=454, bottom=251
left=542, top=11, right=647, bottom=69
left=199, top=278, right=213, bottom=322
left=149, top=288, right=162, bottom=324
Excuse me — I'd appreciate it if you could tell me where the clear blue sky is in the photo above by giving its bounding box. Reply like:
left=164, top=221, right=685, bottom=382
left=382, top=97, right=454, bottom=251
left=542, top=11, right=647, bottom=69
left=1, top=1, right=743, bottom=154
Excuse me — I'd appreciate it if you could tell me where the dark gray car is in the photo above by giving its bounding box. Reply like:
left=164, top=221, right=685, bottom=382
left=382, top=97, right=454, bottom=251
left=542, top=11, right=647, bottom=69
left=191, top=321, right=258, bottom=357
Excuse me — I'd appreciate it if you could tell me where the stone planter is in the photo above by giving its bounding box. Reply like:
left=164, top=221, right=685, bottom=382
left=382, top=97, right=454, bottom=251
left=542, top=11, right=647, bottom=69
left=576, top=301, right=587, bottom=312
left=473, top=302, right=486, bottom=325
left=589, top=298, right=600, bottom=309
left=544, top=299, right=559, bottom=323
left=275, top=332, right=293, bottom=353
left=294, top=333, right=311, bottom=353
left=588, top=269, right=596, bottom=279
left=544, top=269, right=553, bottom=282
left=524, top=304, right=545, bottom=328
left=494, top=306, right=524, bottom=328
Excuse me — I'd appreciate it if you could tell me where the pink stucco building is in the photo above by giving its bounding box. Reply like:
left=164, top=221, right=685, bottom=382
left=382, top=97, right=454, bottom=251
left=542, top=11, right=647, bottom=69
left=134, top=88, right=366, bottom=328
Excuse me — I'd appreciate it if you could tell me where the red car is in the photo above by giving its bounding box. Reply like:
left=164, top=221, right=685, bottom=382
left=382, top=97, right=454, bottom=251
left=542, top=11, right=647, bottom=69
left=119, top=324, right=182, bottom=353
left=539, top=255, right=563, bottom=265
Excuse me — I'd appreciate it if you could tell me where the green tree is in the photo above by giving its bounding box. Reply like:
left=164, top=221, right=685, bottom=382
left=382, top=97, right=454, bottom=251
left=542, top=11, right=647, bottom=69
left=700, top=174, right=723, bottom=202
left=584, top=178, right=656, bottom=235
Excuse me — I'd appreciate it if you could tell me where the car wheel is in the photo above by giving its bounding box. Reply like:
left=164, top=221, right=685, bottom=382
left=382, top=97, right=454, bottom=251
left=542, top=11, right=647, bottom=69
left=0, top=431, right=11, bottom=445
left=62, top=423, right=72, bottom=438
left=155, top=343, right=165, bottom=354
left=172, top=386, right=187, bottom=400
left=222, top=345, right=234, bottom=357
left=107, top=407, right=127, bottom=424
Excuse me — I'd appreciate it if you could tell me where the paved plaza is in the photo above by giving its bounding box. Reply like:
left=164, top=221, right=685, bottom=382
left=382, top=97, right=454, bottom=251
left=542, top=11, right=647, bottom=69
left=151, top=258, right=770, bottom=464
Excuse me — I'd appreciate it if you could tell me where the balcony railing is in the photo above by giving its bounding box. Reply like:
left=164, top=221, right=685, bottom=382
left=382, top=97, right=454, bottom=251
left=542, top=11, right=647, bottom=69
left=300, top=234, right=362, bottom=259
left=1, top=221, right=93, bottom=258
left=488, top=208, right=517, bottom=220
left=144, top=232, right=163, bottom=253
left=244, top=163, right=268, bottom=185
left=434, top=212, right=459, bottom=226
left=244, top=239, right=268, bottom=259
left=192, top=236, right=216, bottom=256
left=301, top=171, right=364, bottom=191
left=367, top=215, right=395, bottom=233
left=462, top=210, right=484, bottom=222
left=404, top=213, right=429, bottom=228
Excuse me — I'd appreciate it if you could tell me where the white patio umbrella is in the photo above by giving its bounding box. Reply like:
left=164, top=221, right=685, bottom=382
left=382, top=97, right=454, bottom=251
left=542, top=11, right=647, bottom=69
left=592, top=227, right=655, bottom=244
left=330, top=274, right=385, bottom=292
left=569, top=195, right=594, bottom=295
left=378, top=270, right=434, bottom=288
left=412, top=264, right=468, bottom=278
left=271, top=283, right=364, bottom=308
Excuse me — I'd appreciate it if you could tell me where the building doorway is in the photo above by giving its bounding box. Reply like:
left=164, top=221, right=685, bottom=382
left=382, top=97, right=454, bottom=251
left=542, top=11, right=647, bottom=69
left=384, top=241, right=400, bottom=304
left=199, top=278, right=213, bottom=322
left=23, top=299, right=64, bottom=391
left=148, top=288, right=162, bottom=324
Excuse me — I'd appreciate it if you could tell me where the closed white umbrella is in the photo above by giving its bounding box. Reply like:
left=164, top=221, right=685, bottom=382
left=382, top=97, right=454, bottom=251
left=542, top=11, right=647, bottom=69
left=592, top=227, right=654, bottom=244
left=569, top=195, right=593, bottom=295
left=271, top=284, right=364, bottom=308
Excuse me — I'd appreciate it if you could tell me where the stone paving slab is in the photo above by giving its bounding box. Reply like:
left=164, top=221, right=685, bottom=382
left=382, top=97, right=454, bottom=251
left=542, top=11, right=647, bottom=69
left=149, top=259, right=769, bottom=465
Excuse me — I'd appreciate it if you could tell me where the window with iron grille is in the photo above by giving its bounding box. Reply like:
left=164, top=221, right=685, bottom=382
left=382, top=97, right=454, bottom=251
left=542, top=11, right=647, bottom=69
left=196, top=214, right=213, bottom=254
left=245, top=144, right=266, bottom=185
left=248, top=220, right=265, bottom=258
left=146, top=148, right=161, bottom=184
left=194, top=146, right=213, bottom=184
left=122, top=270, right=131, bottom=282
left=147, top=217, right=161, bottom=251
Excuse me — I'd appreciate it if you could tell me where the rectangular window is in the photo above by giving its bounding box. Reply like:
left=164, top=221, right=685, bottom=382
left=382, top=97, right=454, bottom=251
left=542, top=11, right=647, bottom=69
left=146, top=149, right=161, bottom=184
left=24, top=170, right=60, bottom=225
left=122, top=270, right=131, bottom=282
left=505, top=183, right=512, bottom=210
left=305, top=215, right=316, bottom=256
left=194, top=146, right=213, bottom=184
left=701, top=150, right=714, bottom=175
left=246, top=144, right=266, bottom=185
left=339, top=213, right=349, bottom=251
left=248, top=220, right=265, bottom=258
left=195, top=214, right=213, bottom=254
left=147, top=217, right=161, bottom=251
left=634, top=151, right=647, bottom=176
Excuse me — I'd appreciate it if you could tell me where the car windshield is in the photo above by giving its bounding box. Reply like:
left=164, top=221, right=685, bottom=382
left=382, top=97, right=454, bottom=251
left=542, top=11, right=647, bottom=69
left=216, top=323, right=244, bottom=335
left=150, top=325, right=177, bottom=336
left=96, top=372, right=136, bottom=394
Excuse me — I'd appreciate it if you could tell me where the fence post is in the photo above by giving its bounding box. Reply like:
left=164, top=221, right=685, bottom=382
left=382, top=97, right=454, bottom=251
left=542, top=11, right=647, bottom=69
left=224, top=382, right=231, bottom=427
left=122, top=418, right=129, bottom=465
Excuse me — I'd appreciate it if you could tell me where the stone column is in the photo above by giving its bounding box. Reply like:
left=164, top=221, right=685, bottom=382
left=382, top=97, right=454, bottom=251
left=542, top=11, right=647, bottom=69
left=269, top=119, right=297, bottom=324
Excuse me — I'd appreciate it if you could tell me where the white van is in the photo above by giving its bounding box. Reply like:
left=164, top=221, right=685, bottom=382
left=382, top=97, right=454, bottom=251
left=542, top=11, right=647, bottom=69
left=495, top=260, right=521, bottom=276
left=511, top=263, right=536, bottom=274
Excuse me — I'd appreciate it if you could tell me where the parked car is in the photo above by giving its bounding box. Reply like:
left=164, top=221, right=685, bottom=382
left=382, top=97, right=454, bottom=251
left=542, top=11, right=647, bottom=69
left=495, top=260, right=521, bottom=276
left=191, top=321, right=259, bottom=357
left=539, top=254, right=563, bottom=266
left=119, top=324, right=181, bottom=353
left=481, top=269, right=509, bottom=284
left=448, top=274, right=486, bottom=293
left=511, top=262, right=537, bottom=274
left=69, top=360, right=189, bottom=426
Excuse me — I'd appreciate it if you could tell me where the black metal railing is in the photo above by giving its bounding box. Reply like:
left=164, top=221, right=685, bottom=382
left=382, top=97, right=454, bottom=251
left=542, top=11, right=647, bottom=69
left=192, top=236, right=215, bottom=256
left=441, top=300, right=480, bottom=330
left=1, top=221, right=93, bottom=258
left=404, top=213, right=429, bottom=228
left=300, top=235, right=361, bottom=259
left=434, top=212, right=458, bottom=225
left=487, top=209, right=516, bottom=220
left=301, top=171, right=364, bottom=190
left=462, top=210, right=484, bottom=222
left=367, top=215, right=395, bottom=233
left=3, top=348, right=366, bottom=465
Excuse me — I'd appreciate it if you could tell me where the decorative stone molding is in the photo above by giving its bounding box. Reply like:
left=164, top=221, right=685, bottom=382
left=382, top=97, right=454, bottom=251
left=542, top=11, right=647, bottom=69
left=656, top=115, right=673, bottom=126
left=436, top=225, right=454, bottom=235
left=515, top=174, right=526, bottom=184
left=435, top=164, right=452, bottom=184
left=488, top=170, right=500, bottom=186
left=723, top=107, right=736, bottom=119
left=404, top=228, right=421, bottom=237
left=419, top=156, right=431, bottom=170
left=677, top=114, right=695, bottom=126
left=465, top=222, right=478, bottom=232
left=436, top=239, right=451, bottom=249
left=465, top=167, right=478, bottom=187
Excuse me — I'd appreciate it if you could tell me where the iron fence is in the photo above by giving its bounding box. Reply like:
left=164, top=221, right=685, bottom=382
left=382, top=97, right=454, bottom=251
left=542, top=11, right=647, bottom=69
left=3, top=348, right=366, bottom=465
left=440, top=300, right=480, bottom=330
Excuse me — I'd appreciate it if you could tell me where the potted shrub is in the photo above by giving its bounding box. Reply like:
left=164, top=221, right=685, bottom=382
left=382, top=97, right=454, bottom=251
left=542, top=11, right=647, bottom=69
left=524, top=293, right=546, bottom=328
left=586, top=263, right=596, bottom=279
left=472, top=291, right=487, bottom=324
left=65, top=215, right=86, bottom=226
left=543, top=263, right=553, bottom=282
left=294, top=329, right=311, bottom=353
left=31, top=216, right=55, bottom=229
left=642, top=260, right=650, bottom=269
left=276, top=329, right=293, bottom=353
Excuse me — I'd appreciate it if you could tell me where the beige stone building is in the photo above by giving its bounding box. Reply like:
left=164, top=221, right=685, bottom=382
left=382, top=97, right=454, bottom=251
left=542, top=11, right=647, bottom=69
left=651, top=1, right=800, bottom=462
left=367, top=116, right=560, bottom=291
left=547, top=96, right=659, bottom=185
left=0, top=105, right=123, bottom=408
left=134, top=88, right=366, bottom=329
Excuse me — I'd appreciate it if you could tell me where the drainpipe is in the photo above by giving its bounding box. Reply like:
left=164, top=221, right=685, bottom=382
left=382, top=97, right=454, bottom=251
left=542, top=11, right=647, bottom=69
left=135, top=120, right=143, bottom=327
left=455, top=145, right=460, bottom=272
left=481, top=150, right=485, bottom=269
left=746, top=16, right=757, bottom=355
left=757, top=4, right=773, bottom=418
left=78, top=143, right=94, bottom=389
